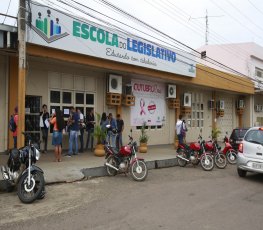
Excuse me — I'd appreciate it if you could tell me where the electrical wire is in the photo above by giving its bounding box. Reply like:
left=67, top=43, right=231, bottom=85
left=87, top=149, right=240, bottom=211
left=210, top=0, right=263, bottom=41
left=2, top=0, right=12, bottom=24
left=30, top=0, right=256, bottom=89
left=247, top=0, right=263, bottom=17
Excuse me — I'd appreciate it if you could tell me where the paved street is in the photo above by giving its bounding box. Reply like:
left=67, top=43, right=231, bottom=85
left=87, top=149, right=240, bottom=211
left=0, top=165, right=263, bottom=230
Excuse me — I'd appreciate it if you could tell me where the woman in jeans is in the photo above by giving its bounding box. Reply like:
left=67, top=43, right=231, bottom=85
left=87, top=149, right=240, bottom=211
left=50, top=109, right=64, bottom=162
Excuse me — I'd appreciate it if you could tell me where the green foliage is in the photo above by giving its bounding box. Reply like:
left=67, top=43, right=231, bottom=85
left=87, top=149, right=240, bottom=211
left=139, top=122, right=149, bottom=143
left=212, top=128, right=221, bottom=140
left=92, top=113, right=106, bottom=145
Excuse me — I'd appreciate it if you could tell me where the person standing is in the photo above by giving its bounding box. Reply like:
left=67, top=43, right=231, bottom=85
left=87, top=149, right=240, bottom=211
left=176, top=115, right=186, bottom=145
left=12, top=106, right=18, bottom=149
left=86, top=108, right=95, bottom=151
left=107, top=113, right=117, bottom=148
left=67, top=107, right=80, bottom=157
left=50, top=108, right=64, bottom=162
left=40, top=104, right=49, bottom=153
left=116, top=114, right=124, bottom=149
left=77, top=109, right=84, bottom=153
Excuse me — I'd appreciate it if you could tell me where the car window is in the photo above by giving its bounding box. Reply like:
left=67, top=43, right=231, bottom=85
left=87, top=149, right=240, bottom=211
left=244, top=130, right=263, bottom=145
left=231, top=129, right=248, bottom=139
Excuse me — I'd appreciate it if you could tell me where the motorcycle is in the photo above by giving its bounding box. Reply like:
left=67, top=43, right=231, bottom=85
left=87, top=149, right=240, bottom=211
left=104, top=130, right=148, bottom=181
left=176, top=134, right=214, bottom=171
left=222, top=134, right=237, bottom=164
left=204, top=138, right=227, bottom=169
left=1, top=132, right=45, bottom=204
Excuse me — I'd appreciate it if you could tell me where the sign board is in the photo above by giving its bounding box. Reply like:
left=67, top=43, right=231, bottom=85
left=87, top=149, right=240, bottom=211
left=27, top=2, right=196, bottom=77
left=131, top=79, right=166, bottom=126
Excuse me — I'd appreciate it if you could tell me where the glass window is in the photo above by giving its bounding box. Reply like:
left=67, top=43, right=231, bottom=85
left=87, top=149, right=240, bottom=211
left=86, top=94, right=94, bottom=105
left=50, top=90, right=60, bottom=103
left=75, top=93, right=84, bottom=104
left=63, top=92, right=72, bottom=104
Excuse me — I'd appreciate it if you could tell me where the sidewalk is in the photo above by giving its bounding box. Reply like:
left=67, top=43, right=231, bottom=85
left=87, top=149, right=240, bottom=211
left=0, top=145, right=178, bottom=184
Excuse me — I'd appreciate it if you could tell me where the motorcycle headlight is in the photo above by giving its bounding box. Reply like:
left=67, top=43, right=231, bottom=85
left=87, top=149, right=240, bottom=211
left=35, top=148, right=41, bottom=161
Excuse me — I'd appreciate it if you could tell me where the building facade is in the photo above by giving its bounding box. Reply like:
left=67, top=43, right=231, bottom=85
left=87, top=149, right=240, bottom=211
left=198, top=42, right=263, bottom=127
left=0, top=3, right=255, bottom=152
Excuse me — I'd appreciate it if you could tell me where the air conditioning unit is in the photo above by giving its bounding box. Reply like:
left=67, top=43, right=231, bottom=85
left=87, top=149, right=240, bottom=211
left=123, top=84, right=132, bottom=95
left=183, top=93, right=191, bottom=107
left=208, top=99, right=215, bottom=109
left=237, top=99, right=244, bottom=109
left=167, top=84, right=176, bottom=98
left=107, top=74, right=122, bottom=94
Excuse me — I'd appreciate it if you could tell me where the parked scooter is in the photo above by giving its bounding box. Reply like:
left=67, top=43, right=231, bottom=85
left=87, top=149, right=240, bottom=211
left=1, top=132, right=45, bottom=204
left=176, top=134, right=214, bottom=171
left=222, top=133, right=237, bottom=164
left=104, top=129, right=148, bottom=181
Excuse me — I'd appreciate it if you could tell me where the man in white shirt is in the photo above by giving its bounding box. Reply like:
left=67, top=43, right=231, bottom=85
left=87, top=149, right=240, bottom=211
left=176, top=115, right=185, bottom=145
left=77, top=109, right=84, bottom=153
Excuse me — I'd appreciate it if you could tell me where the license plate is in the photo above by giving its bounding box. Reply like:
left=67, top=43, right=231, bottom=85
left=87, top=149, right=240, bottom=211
left=252, top=163, right=263, bottom=170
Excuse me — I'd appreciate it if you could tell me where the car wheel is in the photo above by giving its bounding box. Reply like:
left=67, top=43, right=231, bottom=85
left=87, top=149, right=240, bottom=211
left=237, top=168, right=247, bottom=177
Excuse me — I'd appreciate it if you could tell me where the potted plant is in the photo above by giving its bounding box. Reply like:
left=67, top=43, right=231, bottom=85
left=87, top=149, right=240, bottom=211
left=93, top=113, right=107, bottom=157
left=212, top=127, right=221, bottom=142
left=139, top=122, right=149, bottom=153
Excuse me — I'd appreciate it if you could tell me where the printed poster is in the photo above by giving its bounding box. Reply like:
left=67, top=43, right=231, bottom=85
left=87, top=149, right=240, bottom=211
left=131, top=79, right=166, bottom=126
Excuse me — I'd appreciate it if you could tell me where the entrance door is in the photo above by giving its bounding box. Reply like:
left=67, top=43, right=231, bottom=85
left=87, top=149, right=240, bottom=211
left=25, top=95, right=41, bottom=144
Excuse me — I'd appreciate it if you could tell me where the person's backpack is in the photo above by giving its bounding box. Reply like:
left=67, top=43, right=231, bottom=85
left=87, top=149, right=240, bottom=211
left=9, top=115, right=17, bottom=132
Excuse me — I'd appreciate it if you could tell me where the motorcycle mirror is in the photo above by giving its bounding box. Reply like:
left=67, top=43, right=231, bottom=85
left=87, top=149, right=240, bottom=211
left=130, top=129, right=132, bottom=133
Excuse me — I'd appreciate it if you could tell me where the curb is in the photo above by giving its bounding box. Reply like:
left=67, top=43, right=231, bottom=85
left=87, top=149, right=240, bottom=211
left=81, top=158, right=178, bottom=178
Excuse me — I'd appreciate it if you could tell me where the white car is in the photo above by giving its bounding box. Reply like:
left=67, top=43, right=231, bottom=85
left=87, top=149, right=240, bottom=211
left=237, top=127, right=263, bottom=177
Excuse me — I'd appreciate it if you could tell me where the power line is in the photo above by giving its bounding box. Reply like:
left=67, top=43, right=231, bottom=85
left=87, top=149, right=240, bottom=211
left=210, top=0, right=263, bottom=41
left=47, top=0, right=256, bottom=88
left=30, top=0, right=257, bottom=89
left=2, top=0, right=12, bottom=24
left=95, top=0, right=259, bottom=81
left=150, top=0, right=254, bottom=63
left=225, top=0, right=263, bottom=33
left=247, top=0, right=263, bottom=16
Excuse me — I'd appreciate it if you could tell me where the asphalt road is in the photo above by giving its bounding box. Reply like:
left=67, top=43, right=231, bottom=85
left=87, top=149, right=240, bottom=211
left=0, top=165, right=263, bottom=230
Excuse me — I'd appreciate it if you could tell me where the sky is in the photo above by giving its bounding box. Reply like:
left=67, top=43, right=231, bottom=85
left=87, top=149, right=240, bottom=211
left=1, top=0, right=263, bottom=51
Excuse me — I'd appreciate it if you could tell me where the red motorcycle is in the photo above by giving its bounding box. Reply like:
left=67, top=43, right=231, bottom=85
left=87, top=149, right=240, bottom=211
left=104, top=131, right=148, bottom=181
left=177, top=135, right=214, bottom=171
left=204, top=139, right=227, bottom=169
left=222, top=134, right=237, bottom=164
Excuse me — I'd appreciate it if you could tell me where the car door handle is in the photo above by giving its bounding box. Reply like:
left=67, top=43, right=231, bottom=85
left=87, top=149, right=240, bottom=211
left=256, top=153, right=262, bottom=156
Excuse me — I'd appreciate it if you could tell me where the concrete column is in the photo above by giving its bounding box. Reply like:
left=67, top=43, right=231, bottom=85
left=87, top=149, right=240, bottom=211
left=17, top=0, right=26, bottom=147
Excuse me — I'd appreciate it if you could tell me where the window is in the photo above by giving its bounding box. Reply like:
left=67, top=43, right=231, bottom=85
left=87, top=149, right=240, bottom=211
left=50, top=90, right=60, bottom=103
left=256, top=68, right=263, bottom=78
left=190, top=93, right=204, bottom=128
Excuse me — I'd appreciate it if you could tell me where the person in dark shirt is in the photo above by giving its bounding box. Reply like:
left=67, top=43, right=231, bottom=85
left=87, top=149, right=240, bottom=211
left=40, top=104, right=50, bottom=153
left=116, top=114, right=124, bottom=149
left=85, top=108, right=95, bottom=151
left=67, top=107, right=80, bottom=157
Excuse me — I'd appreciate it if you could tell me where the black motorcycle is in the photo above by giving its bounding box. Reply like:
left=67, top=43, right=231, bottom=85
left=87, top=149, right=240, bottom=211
left=1, top=132, right=45, bottom=204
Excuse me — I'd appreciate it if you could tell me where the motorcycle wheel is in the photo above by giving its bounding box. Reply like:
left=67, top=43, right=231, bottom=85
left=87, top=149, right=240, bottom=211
left=105, top=155, right=118, bottom=176
left=214, top=153, right=227, bottom=169
left=226, top=150, right=237, bottom=164
left=17, top=170, right=45, bottom=204
left=200, top=154, right=214, bottom=171
left=177, top=150, right=187, bottom=167
left=130, top=160, right=148, bottom=181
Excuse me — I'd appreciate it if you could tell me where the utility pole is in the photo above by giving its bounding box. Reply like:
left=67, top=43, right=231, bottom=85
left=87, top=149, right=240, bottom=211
left=190, top=9, right=223, bottom=45
left=18, top=0, right=26, bottom=147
